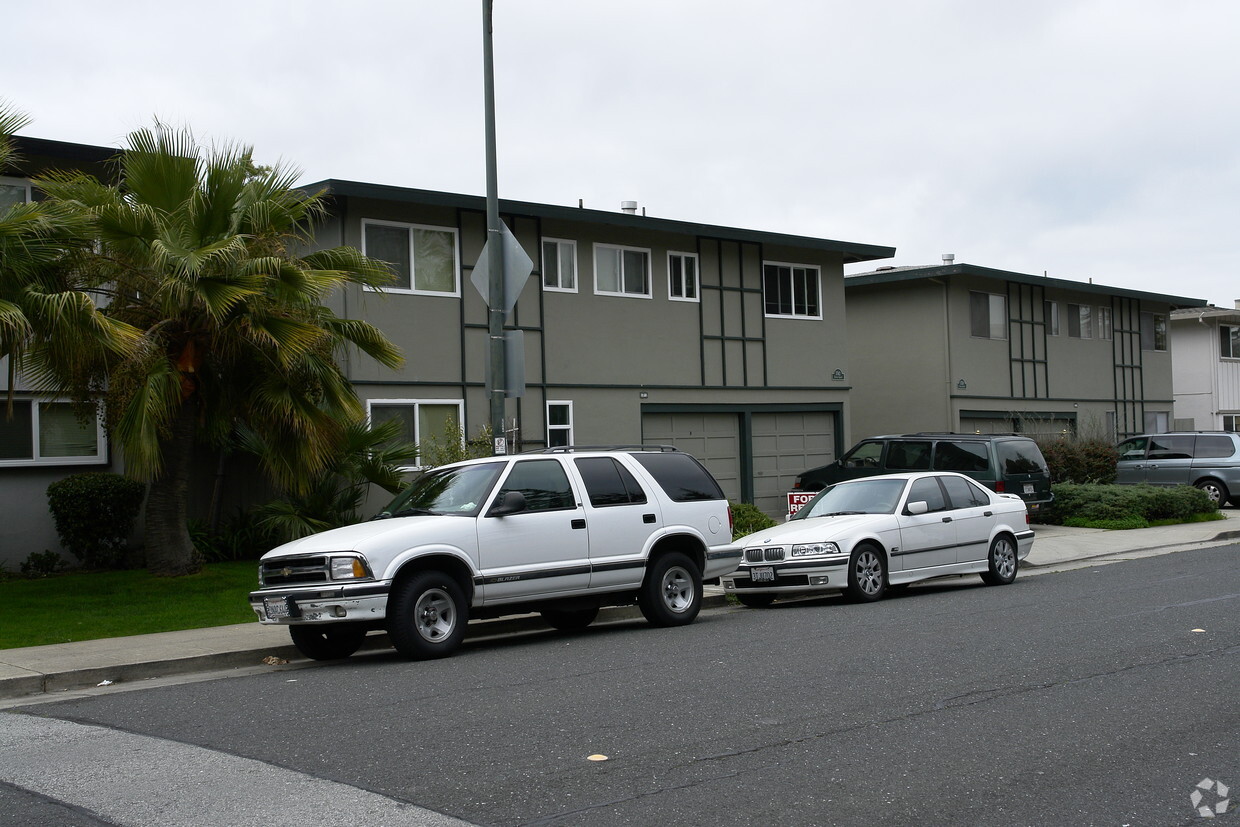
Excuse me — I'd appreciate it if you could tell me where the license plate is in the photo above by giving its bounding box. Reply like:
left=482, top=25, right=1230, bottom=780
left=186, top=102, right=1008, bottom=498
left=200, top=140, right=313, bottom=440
left=1023, top=483, right=1035, bottom=494
left=751, top=567, right=775, bottom=583
left=263, top=596, right=292, bottom=619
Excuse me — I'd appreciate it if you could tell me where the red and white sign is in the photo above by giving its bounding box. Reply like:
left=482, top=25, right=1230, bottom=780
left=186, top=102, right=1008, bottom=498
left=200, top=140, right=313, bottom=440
left=786, top=491, right=814, bottom=517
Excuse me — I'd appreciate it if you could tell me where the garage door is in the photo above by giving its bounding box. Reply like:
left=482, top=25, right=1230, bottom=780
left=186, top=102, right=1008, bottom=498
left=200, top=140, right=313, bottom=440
left=642, top=412, right=741, bottom=503
left=751, top=411, right=836, bottom=519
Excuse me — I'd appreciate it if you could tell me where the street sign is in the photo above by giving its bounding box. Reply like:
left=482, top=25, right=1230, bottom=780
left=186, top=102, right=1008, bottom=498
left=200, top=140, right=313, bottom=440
left=471, top=221, right=534, bottom=314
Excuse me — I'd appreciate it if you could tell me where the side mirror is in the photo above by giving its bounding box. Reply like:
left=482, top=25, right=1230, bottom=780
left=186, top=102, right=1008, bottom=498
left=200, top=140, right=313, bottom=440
left=905, top=501, right=929, bottom=515
left=488, top=490, right=527, bottom=517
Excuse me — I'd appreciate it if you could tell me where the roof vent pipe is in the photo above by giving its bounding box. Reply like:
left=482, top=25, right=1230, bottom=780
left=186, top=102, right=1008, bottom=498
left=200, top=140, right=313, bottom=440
left=621, top=201, right=638, bottom=214
left=942, top=253, right=955, bottom=265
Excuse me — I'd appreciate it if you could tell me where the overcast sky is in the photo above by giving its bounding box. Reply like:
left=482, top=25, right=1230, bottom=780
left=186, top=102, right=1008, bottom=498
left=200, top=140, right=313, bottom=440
left=7, top=0, right=1237, bottom=306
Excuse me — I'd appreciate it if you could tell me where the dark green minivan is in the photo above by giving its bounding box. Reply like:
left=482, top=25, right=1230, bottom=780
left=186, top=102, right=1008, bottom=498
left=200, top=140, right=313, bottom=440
left=794, top=433, right=1054, bottom=511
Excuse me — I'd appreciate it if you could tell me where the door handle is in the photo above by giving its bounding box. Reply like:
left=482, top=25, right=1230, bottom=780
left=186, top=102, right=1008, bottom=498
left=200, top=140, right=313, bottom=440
left=571, top=519, right=586, bottom=530
left=941, top=516, right=953, bottom=523
left=983, top=511, right=993, bottom=517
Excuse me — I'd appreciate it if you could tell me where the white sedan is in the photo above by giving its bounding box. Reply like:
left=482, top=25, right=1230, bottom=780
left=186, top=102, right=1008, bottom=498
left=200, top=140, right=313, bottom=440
left=723, top=472, right=1034, bottom=606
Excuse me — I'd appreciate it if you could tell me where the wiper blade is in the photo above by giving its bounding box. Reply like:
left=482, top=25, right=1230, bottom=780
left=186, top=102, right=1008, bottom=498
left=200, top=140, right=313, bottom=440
left=821, top=510, right=866, bottom=517
left=392, top=507, right=436, bottom=518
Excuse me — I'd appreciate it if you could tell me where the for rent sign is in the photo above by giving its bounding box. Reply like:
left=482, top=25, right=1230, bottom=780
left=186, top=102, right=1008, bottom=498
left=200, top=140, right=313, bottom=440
left=786, top=491, right=814, bottom=517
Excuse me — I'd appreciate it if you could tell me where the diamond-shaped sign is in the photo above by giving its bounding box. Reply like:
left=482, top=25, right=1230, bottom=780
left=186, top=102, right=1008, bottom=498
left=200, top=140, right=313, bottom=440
left=471, top=221, right=534, bottom=314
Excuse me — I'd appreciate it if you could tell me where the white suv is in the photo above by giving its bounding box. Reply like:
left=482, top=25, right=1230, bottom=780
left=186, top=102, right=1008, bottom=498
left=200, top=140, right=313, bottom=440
left=249, top=447, right=741, bottom=661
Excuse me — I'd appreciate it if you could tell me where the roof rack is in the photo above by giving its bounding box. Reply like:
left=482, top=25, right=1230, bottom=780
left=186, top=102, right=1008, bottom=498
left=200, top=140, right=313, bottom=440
left=535, top=444, right=681, bottom=454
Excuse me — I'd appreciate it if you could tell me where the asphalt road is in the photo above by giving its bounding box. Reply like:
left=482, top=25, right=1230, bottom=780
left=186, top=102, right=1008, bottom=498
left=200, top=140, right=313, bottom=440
left=3, top=546, right=1237, bottom=826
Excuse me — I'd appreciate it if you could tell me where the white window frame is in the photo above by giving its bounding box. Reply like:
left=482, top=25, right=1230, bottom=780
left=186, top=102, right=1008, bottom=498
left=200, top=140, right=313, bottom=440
left=1224, top=414, right=1239, bottom=432
left=1067, top=303, right=1093, bottom=339
left=1221, top=324, right=1240, bottom=359
left=593, top=243, right=652, bottom=299
left=667, top=251, right=700, bottom=303
left=969, top=291, right=1008, bottom=340
left=1045, top=301, right=1060, bottom=336
left=366, top=398, right=465, bottom=469
left=0, top=175, right=32, bottom=208
left=0, top=398, right=107, bottom=468
left=1140, top=311, right=1167, bottom=351
left=546, top=400, right=574, bottom=448
left=1096, top=306, right=1112, bottom=340
left=763, top=261, right=823, bottom=320
left=541, top=238, right=578, bottom=293
left=361, top=219, right=461, bottom=297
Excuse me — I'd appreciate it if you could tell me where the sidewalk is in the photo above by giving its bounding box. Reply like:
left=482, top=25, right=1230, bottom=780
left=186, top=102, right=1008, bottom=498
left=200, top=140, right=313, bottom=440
left=2, top=516, right=1236, bottom=703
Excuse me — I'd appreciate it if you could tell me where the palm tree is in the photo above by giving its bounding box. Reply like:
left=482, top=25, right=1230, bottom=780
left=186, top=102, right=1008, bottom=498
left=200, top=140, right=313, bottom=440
left=33, top=124, right=403, bottom=576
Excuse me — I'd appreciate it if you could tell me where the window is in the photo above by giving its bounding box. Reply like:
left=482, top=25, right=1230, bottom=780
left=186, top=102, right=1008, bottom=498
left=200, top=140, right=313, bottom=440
left=542, top=238, right=577, bottom=292
left=1096, top=306, right=1112, bottom=340
left=970, top=291, right=1007, bottom=339
left=362, top=220, right=459, bottom=295
left=594, top=244, right=651, bottom=297
left=1067, top=303, right=1092, bottom=339
left=546, top=401, right=573, bottom=448
left=941, top=475, right=990, bottom=508
left=886, top=441, right=932, bottom=470
left=367, top=399, right=463, bottom=467
left=1140, top=311, right=1167, bottom=351
left=496, top=459, right=576, bottom=512
left=668, top=252, right=699, bottom=302
left=1044, top=301, right=1060, bottom=335
left=1196, top=435, right=1236, bottom=459
left=933, top=441, right=989, bottom=473
left=1143, top=410, right=1169, bottom=433
left=574, top=457, right=648, bottom=507
left=841, top=441, right=883, bottom=468
left=1147, top=435, right=1194, bottom=460
left=631, top=452, right=725, bottom=502
left=0, top=176, right=31, bottom=210
left=763, top=262, right=821, bottom=318
left=0, top=400, right=106, bottom=467
left=906, top=477, right=947, bottom=512
left=1224, top=415, right=1239, bottom=432
left=1222, top=325, right=1240, bottom=359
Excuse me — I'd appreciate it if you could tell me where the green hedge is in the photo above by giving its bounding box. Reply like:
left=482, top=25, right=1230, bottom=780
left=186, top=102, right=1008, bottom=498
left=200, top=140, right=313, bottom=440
left=1038, top=482, right=1216, bottom=528
left=46, top=473, right=145, bottom=569
left=731, top=501, right=777, bottom=540
left=1035, top=437, right=1119, bottom=484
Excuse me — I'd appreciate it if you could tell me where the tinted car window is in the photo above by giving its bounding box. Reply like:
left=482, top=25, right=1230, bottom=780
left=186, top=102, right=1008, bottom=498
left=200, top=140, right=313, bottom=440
left=906, top=477, right=947, bottom=512
left=841, top=441, right=883, bottom=468
left=941, top=475, right=990, bottom=508
left=1117, top=437, right=1149, bottom=461
left=497, top=460, right=576, bottom=512
left=1147, top=435, right=1194, bottom=460
left=995, top=440, right=1048, bottom=474
left=1196, top=436, right=1238, bottom=459
left=934, top=441, right=989, bottom=473
left=574, top=457, right=648, bottom=507
left=886, top=441, right=932, bottom=470
left=632, top=453, right=724, bottom=502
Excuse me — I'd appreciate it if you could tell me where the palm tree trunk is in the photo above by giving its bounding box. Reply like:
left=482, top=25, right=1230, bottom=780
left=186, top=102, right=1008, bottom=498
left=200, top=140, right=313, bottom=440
left=144, top=399, right=201, bottom=577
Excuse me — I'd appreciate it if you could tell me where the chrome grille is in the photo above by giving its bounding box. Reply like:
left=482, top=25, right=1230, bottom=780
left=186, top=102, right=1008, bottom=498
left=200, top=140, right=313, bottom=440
left=745, top=547, right=785, bottom=563
left=260, top=556, right=331, bottom=587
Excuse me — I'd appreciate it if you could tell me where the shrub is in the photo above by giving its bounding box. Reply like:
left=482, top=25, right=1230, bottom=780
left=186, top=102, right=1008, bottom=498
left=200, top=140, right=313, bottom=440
left=20, top=550, right=67, bottom=577
left=731, top=501, right=777, bottom=540
left=1038, top=482, right=1217, bottom=528
left=45, top=473, right=145, bottom=569
left=1036, top=437, right=1119, bottom=484
left=188, top=511, right=279, bottom=562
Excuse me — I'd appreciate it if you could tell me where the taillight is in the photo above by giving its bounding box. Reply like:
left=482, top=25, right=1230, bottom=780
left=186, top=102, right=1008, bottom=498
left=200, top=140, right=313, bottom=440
left=995, top=481, right=1006, bottom=493
left=792, top=480, right=802, bottom=490
left=727, top=504, right=734, bottom=535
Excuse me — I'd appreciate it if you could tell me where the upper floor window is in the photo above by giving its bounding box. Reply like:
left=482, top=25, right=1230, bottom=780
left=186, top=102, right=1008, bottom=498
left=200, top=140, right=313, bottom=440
left=1067, top=303, right=1093, bottom=339
left=970, top=291, right=1007, bottom=340
left=542, top=238, right=577, bottom=292
left=367, top=398, right=463, bottom=468
left=0, top=176, right=31, bottom=210
left=1097, top=306, right=1113, bottom=340
left=546, top=400, right=573, bottom=448
left=1140, top=311, right=1167, bottom=351
left=1222, top=324, right=1240, bottom=359
left=594, top=244, right=651, bottom=297
left=668, top=252, right=699, bottom=302
left=1044, top=301, right=1059, bottom=335
left=362, top=220, right=459, bottom=296
left=0, top=399, right=106, bottom=467
left=763, top=262, right=821, bottom=319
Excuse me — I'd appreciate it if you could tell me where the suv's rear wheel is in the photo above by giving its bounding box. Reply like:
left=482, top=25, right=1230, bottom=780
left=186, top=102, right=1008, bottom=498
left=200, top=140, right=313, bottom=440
left=387, top=571, right=468, bottom=659
left=639, top=552, right=702, bottom=626
left=541, top=606, right=599, bottom=631
left=1195, top=478, right=1229, bottom=507
left=289, top=623, right=367, bottom=661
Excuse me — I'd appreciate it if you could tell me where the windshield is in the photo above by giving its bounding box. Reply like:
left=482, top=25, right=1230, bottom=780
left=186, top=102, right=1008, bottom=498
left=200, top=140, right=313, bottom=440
left=376, top=462, right=505, bottom=518
left=793, top=478, right=907, bottom=520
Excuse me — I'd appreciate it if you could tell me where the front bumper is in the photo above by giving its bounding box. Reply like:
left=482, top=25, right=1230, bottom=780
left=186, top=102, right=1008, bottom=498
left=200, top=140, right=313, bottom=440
left=248, top=581, right=391, bottom=625
left=722, top=556, right=850, bottom=596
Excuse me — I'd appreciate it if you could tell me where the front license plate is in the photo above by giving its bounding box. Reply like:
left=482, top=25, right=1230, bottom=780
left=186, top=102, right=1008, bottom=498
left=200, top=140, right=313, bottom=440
left=1023, top=483, right=1035, bottom=494
left=751, top=567, right=775, bottom=583
left=263, top=596, right=292, bottom=619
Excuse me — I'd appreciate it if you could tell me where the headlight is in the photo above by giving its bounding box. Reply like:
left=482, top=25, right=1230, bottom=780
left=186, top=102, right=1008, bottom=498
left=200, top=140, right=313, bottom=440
left=791, top=542, right=840, bottom=557
left=330, top=555, right=372, bottom=580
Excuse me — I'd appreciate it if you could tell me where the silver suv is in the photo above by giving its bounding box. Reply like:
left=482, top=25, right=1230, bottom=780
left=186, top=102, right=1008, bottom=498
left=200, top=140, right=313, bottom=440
left=249, top=447, right=741, bottom=661
left=1115, top=431, right=1240, bottom=506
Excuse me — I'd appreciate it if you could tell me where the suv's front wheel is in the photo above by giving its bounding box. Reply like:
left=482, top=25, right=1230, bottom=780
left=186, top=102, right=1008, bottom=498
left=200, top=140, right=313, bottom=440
left=387, top=571, right=468, bottom=659
left=289, top=623, right=368, bottom=661
left=639, top=552, right=702, bottom=627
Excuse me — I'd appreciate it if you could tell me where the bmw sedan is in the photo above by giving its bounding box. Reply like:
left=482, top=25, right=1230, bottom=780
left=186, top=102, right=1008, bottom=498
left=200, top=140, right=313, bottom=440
left=722, top=472, right=1034, bottom=606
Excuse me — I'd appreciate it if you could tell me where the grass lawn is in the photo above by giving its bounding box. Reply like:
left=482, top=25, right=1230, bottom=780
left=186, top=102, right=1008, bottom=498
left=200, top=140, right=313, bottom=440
left=0, top=561, right=260, bottom=650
